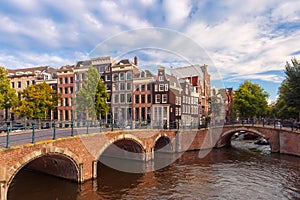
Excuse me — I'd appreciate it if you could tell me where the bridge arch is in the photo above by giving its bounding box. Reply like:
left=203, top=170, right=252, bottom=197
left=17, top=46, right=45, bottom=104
left=153, top=134, right=172, bottom=153
left=98, top=134, right=147, bottom=161
left=6, top=147, right=82, bottom=188
left=216, top=127, right=269, bottom=148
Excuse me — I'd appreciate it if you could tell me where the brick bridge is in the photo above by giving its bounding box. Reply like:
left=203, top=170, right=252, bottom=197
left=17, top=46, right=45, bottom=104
left=0, top=125, right=299, bottom=200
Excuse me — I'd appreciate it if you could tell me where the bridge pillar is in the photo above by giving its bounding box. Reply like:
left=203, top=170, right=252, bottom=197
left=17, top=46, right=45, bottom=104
left=0, top=182, right=7, bottom=200
left=0, top=166, right=6, bottom=200
left=145, top=149, right=154, bottom=161
left=92, top=160, right=97, bottom=179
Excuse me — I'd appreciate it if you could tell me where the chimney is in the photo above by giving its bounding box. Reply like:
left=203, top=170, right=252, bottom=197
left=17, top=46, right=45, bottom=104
left=134, top=56, right=138, bottom=66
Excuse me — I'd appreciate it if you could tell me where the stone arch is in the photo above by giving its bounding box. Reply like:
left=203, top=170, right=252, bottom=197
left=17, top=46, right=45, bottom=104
left=153, top=134, right=173, bottom=152
left=216, top=127, right=269, bottom=148
left=6, top=146, right=82, bottom=188
left=98, top=133, right=147, bottom=161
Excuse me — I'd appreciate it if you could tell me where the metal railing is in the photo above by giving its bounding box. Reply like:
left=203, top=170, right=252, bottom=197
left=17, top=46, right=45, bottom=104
left=0, top=119, right=299, bottom=149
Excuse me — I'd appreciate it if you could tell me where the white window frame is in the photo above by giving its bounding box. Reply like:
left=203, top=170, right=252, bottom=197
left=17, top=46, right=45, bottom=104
left=159, top=84, right=164, bottom=91
left=155, top=94, right=161, bottom=103
left=162, top=94, right=167, bottom=103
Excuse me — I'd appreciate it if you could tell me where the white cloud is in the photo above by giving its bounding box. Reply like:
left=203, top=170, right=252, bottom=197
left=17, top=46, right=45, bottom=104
left=225, top=74, right=285, bottom=83
left=162, top=0, right=192, bottom=26
left=0, top=51, right=88, bottom=69
left=1, top=0, right=300, bottom=96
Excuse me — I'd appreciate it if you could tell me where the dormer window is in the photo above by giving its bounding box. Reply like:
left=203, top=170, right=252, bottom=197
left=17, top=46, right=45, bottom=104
left=141, top=71, right=145, bottom=78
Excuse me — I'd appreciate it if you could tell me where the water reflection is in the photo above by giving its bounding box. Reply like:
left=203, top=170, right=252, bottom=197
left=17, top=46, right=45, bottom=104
left=7, top=143, right=300, bottom=200
left=8, top=169, right=79, bottom=200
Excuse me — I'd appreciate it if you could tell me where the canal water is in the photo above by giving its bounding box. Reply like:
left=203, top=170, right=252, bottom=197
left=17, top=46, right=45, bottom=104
left=8, top=141, right=300, bottom=200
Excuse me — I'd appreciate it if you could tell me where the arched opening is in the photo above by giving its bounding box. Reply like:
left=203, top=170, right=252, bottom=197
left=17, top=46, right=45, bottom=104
left=98, top=138, right=146, bottom=174
left=153, top=136, right=174, bottom=170
left=7, top=153, right=79, bottom=200
left=154, top=136, right=172, bottom=152
left=217, top=129, right=271, bottom=154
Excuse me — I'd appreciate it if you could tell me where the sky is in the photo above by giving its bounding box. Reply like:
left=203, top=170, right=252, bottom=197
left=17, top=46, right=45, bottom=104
left=1, top=0, right=300, bottom=101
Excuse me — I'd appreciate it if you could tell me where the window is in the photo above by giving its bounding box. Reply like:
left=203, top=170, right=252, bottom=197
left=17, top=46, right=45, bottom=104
left=59, top=110, right=63, bottom=121
left=135, top=95, right=139, bottom=104
left=64, top=77, right=68, bottom=84
left=163, top=107, right=167, bottom=118
left=120, top=94, right=125, bottom=103
left=32, top=80, right=35, bottom=85
left=135, top=108, right=139, bottom=120
left=70, top=98, right=73, bottom=106
left=155, top=94, right=161, bottom=103
left=120, top=82, right=125, bottom=90
left=147, top=84, right=151, bottom=91
left=141, top=84, right=145, bottom=92
left=106, top=94, right=111, bottom=103
left=59, top=78, right=63, bottom=84
left=165, top=84, right=168, bottom=91
left=159, top=76, right=164, bottom=81
left=65, top=87, right=68, bottom=94
left=99, top=66, right=105, bottom=73
left=175, top=97, right=178, bottom=105
left=65, top=110, right=69, bottom=120
left=59, top=87, right=63, bottom=94
left=113, top=73, right=118, bottom=81
left=106, top=83, right=111, bottom=91
left=18, top=81, right=21, bottom=88
left=127, top=72, right=132, bottom=80
left=162, top=94, right=167, bottom=103
left=70, top=87, right=74, bottom=94
left=127, top=94, right=132, bottom=103
left=82, top=73, right=86, bottom=80
left=120, top=73, right=125, bottom=80
left=70, top=77, right=74, bottom=83
left=113, top=83, right=119, bottom=91
left=106, top=74, right=111, bottom=81
left=127, top=108, right=132, bottom=120
left=27, top=81, right=30, bottom=86
left=155, top=84, right=158, bottom=92
left=126, top=83, right=131, bottom=90
left=114, top=94, right=119, bottom=103
left=147, top=94, right=151, bottom=103
left=141, top=94, right=145, bottom=103
left=141, top=71, right=145, bottom=77
left=11, top=82, right=14, bottom=88
left=135, top=85, right=139, bottom=91
left=159, top=84, right=164, bottom=91
left=65, top=98, right=69, bottom=106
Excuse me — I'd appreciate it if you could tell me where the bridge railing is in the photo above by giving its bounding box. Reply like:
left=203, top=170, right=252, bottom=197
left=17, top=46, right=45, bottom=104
left=0, top=119, right=299, bottom=149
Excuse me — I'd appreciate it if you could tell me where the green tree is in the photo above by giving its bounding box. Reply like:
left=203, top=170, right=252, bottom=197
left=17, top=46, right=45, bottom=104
left=95, top=78, right=110, bottom=120
left=15, top=82, right=58, bottom=119
left=233, top=80, right=269, bottom=118
left=0, top=66, right=17, bottom=120
left=76, top=66, right=109, bottom=120
left=277, top=58, right=300, bottom=120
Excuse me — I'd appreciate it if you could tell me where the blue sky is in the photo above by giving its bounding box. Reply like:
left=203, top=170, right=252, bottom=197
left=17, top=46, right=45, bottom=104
left=1, top=0, right=300, bottom=101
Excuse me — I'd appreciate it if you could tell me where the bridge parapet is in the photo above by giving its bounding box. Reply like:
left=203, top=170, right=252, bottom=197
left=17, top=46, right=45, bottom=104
left=0, top=127, right=299, bottom=200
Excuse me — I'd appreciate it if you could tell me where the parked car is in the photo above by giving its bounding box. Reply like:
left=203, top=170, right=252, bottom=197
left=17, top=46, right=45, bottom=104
left=282, top=120, right=293, bottom=127
left=0, top=125, right=8, bottom=133
left=11, top=123, right=25, bottom=131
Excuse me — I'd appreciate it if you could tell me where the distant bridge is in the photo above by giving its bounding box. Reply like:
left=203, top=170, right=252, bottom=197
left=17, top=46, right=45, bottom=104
left=0, top=125, right=299, bottom=200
